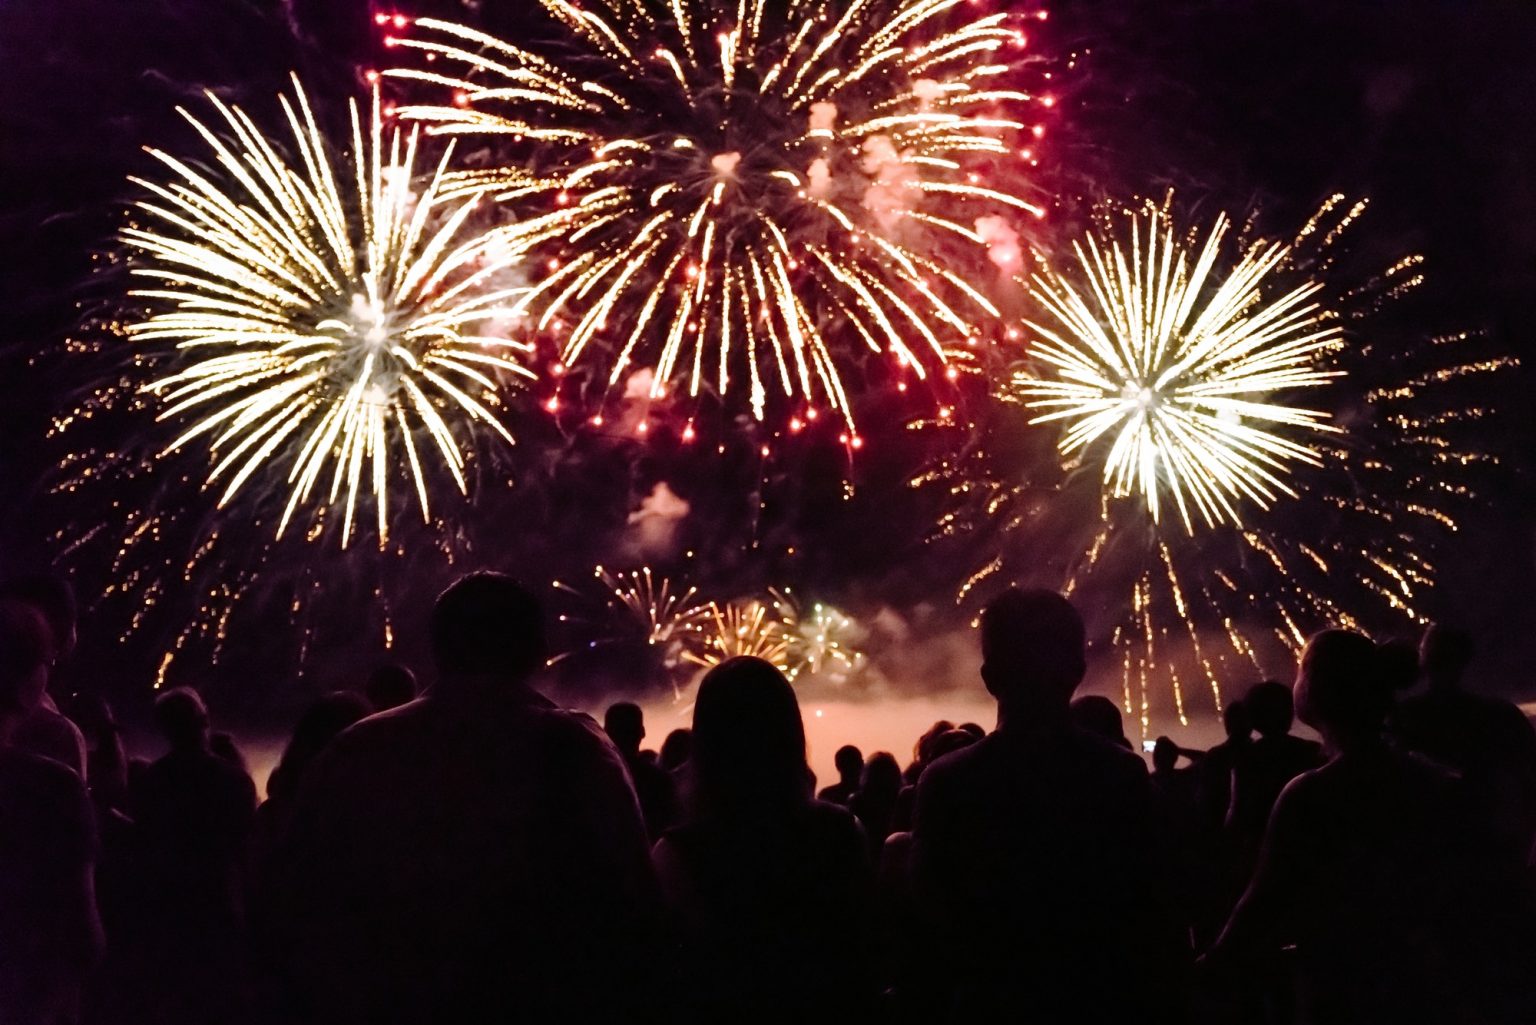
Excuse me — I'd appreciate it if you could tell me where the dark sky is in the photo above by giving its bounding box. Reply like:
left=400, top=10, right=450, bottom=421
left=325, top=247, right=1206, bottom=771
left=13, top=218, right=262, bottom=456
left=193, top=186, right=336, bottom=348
left=1, top=0, right=1533, bottom=714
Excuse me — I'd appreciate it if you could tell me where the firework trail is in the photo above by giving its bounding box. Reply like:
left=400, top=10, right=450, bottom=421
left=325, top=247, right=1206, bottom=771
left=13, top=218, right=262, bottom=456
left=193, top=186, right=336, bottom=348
left=385, top=0, right=1053, bottom=428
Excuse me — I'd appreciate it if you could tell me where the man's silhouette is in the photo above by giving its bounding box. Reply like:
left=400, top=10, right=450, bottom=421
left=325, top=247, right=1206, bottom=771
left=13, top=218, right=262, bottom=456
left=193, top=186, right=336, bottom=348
left=1, top=577, right=86, bottom=778
left=1394, top=625, right=1536, bottom=865
left=605, top=701, right=677, bottom=838
left=1226, top=680, right=1322, bottom=854
left=1201, top=697, right=1251, bottom=825
left=911, top=588, right=1184, bottom=1023
left=0, top=600, right=101, bottom=1024
left=268, top=573, right=656, bottom=1024
left=132, top=687, right=257, bottom=1024
left=816, top=744, right=863, bottom=805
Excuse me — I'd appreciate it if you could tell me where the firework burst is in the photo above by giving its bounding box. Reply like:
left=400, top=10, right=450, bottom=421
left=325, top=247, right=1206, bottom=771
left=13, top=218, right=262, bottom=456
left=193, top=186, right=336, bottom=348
left=386, top=0, right=1051, bottom=427
left=688, top=593, right=797, bottom=673
left=921, top=195, right=1511, bottom=732
left=554, top=565, right=709, bottom=695
left=123, top=76, right=536, bottom=548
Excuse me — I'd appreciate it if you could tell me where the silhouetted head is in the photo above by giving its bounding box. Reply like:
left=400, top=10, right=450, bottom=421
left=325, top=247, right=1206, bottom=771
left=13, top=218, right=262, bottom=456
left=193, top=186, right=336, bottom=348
left=0, top=574, right=77, bottom=663
left=269, top=691, right=372, bottom=801
left=928, top=728, right=979, bottom=763
left=0, top=599, right=51, bottom=730
left=1245, top=681, right=1295, bottom=738
left=659, top=727, right=692, bottom=772
left=604, top=701, right=645, bottom=756
left=833, top=744, right=863, bottom=785
left=861, top=751, right=903, bottom=796
left=1420, top=624, right=1473, bottom=692
left=365, top=663, right=418, bottom=711
left=1297, top=629, right=1392, bottom=749
left=957, top=722, right=986, bottom=739
left=690, top=656, right=810, bottom=815
left=914, top=720, right=954, bottom=766
left=1152, top=736, right=1179, bottom=773
left=1221, top=698, right=1251, bottom=741
left=1070, top=695, right=1129, bottom=748
left=430, top=573, right=546, bottom=687
left=155, top=687, right=211, bottom=753
left=210, top=732, right=247, bottom=771
left=980, top=589, right=1087, bottom=720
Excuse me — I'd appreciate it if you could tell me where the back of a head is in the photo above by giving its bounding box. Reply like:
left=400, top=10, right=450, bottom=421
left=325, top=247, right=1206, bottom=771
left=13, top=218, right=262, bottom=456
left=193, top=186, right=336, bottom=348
left=155, top=687, right=210, bottom=751
left=430, top=573, right=546, bottom=683
left=1221, top=698, right=1251, bottom=740
left=1297, top=629, right=1391, bottom=742
left=980, top=588, right=1087, bottom=707
left=659, top=727, right=692, bottom=772
left=0, top=574, right=77, bottom=660
left=928, top=728, right=979, bottom=763
left=1151, top=736, right=1179, bottom=773
left=691, top=656, right=809, bottom=812
left=604, top=701, right=645, bottom=752
left=1070, top=694, right=1127, bottom=745
left=861, top=751, right=902, bottom=795
left=833, top=743, right=863, bottom=781
left=365, top=663, right=418, bottom=710
left=0, top=600, right=51, bottom=718
left=271, top=691, right=371, bottom=799
left=1245, top=680, right=1295, bottom=738
left=1420, top=624, right=1474, bottom=688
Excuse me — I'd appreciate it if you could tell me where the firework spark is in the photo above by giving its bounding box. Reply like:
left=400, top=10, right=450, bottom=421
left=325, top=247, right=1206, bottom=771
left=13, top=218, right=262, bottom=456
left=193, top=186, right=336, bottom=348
left=688, top=592, right=796, bottom=673
left=387, top=0, right=1050, bottom=427
left=555, top=565, right=709, bottom=695
left=123, top=77, right=536, bottom=548
left=922, top=196, right=1510, bottom=732
left=1017, top=204, right=1342, bottom=532
left=789, top=600, right=868, bottom=682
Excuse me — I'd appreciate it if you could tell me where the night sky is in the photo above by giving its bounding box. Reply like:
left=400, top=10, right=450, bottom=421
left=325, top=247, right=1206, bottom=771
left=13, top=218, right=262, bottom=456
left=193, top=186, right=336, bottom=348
left=1, top=0, right=1533, bottom=725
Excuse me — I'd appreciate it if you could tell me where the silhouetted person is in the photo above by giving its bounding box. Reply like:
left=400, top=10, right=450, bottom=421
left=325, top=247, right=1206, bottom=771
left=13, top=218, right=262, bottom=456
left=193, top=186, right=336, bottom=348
left=904, top=719, right=955, bottom=784
left=1070, top=694, right=1133, bottom=749
left=912, top=589, right=1184, bottom=1024
left=1394, top=624, right=1536, bottom=866
left=0, top=577, right=85, bottom=778
left=267, top=573, right=656, bottom=1024
left=132, top=687, right=257, bottom=1024
left=1227, top=680, right=1322, bottom=858
left=1208, top=629, right=1531, bottom=1024
left=851, top=751, right=902, bottom=853
left=659, top=727, right=692, bottom=774
left=69, top=694, right=128, bottom=815
left=364, top=663, right=418, bottom=712
left=0, top=600, right=101, bottom=1025
left=817, top=743, right=863, bottom=805
left=1201, top=698, right=1252, bottom=826
left=653, top=657, right=873, bottom=1025
left=255, top=692, right=372, bottom=858
left=605, top=700, right=677, bottom=838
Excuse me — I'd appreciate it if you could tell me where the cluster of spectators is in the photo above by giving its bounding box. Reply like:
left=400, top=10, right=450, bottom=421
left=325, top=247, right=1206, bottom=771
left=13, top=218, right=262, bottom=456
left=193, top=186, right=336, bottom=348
left=2, top=573, right=1535, bottom=1024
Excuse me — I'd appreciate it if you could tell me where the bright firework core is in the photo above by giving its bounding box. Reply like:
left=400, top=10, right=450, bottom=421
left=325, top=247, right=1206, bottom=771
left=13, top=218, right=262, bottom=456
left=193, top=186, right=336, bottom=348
left=123, top=79, right=536, bottom=548
left=1017, top=204, right=1342, bottom=532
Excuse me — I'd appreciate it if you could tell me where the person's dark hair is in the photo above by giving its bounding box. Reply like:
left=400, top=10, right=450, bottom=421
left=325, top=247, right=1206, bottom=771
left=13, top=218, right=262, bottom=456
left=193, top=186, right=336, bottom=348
left=268, top=691, right=372, bottom=801
left=690, top=656, right=811, bottom=815
left=833, top=744, right=863, bottom=782
left=928, top=728, right=979, bottom=763
left=0, top=599, right=50, bottom=713
left=365, top=663, right=417, bottom=710
left=430, top=573, right=546, bottom=679
left=1245, top=681, right=1295, bottom=738
left=0, top=574, right=76, bottom=657
left=1376, top=638, right=1421, bottom=693
left=659, top=727, right=692, bottom=772
left=155, top=687, right=210, bottom=751
left=861, top=751, right=903, bottom=795
left=980, top=588, right=1087, bottom=700
left=1070, top=695, right=1129, bottom=747
left=956, top=722, right=986, bottom=739
left=1420, top=624, right=1474, bottom=688
left=1296, top=629, right=1392, bottom=742
left=1221, top=698, right=1251, bottom=740
left=914, top=720, right=955, bottom=766
left=604, top=701, right=645, bottom=753
left=1152, top=736, right=1179, bottom=773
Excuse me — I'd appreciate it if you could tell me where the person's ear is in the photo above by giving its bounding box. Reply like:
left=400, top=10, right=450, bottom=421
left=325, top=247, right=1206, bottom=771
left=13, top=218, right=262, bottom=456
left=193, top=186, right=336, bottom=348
left=980, top=661, right=1003, bottom=699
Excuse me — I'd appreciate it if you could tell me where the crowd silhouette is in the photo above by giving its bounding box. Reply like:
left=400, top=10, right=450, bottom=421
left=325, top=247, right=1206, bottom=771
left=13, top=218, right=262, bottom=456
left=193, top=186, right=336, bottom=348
left=2, top=573, right=1536, bottom=1024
